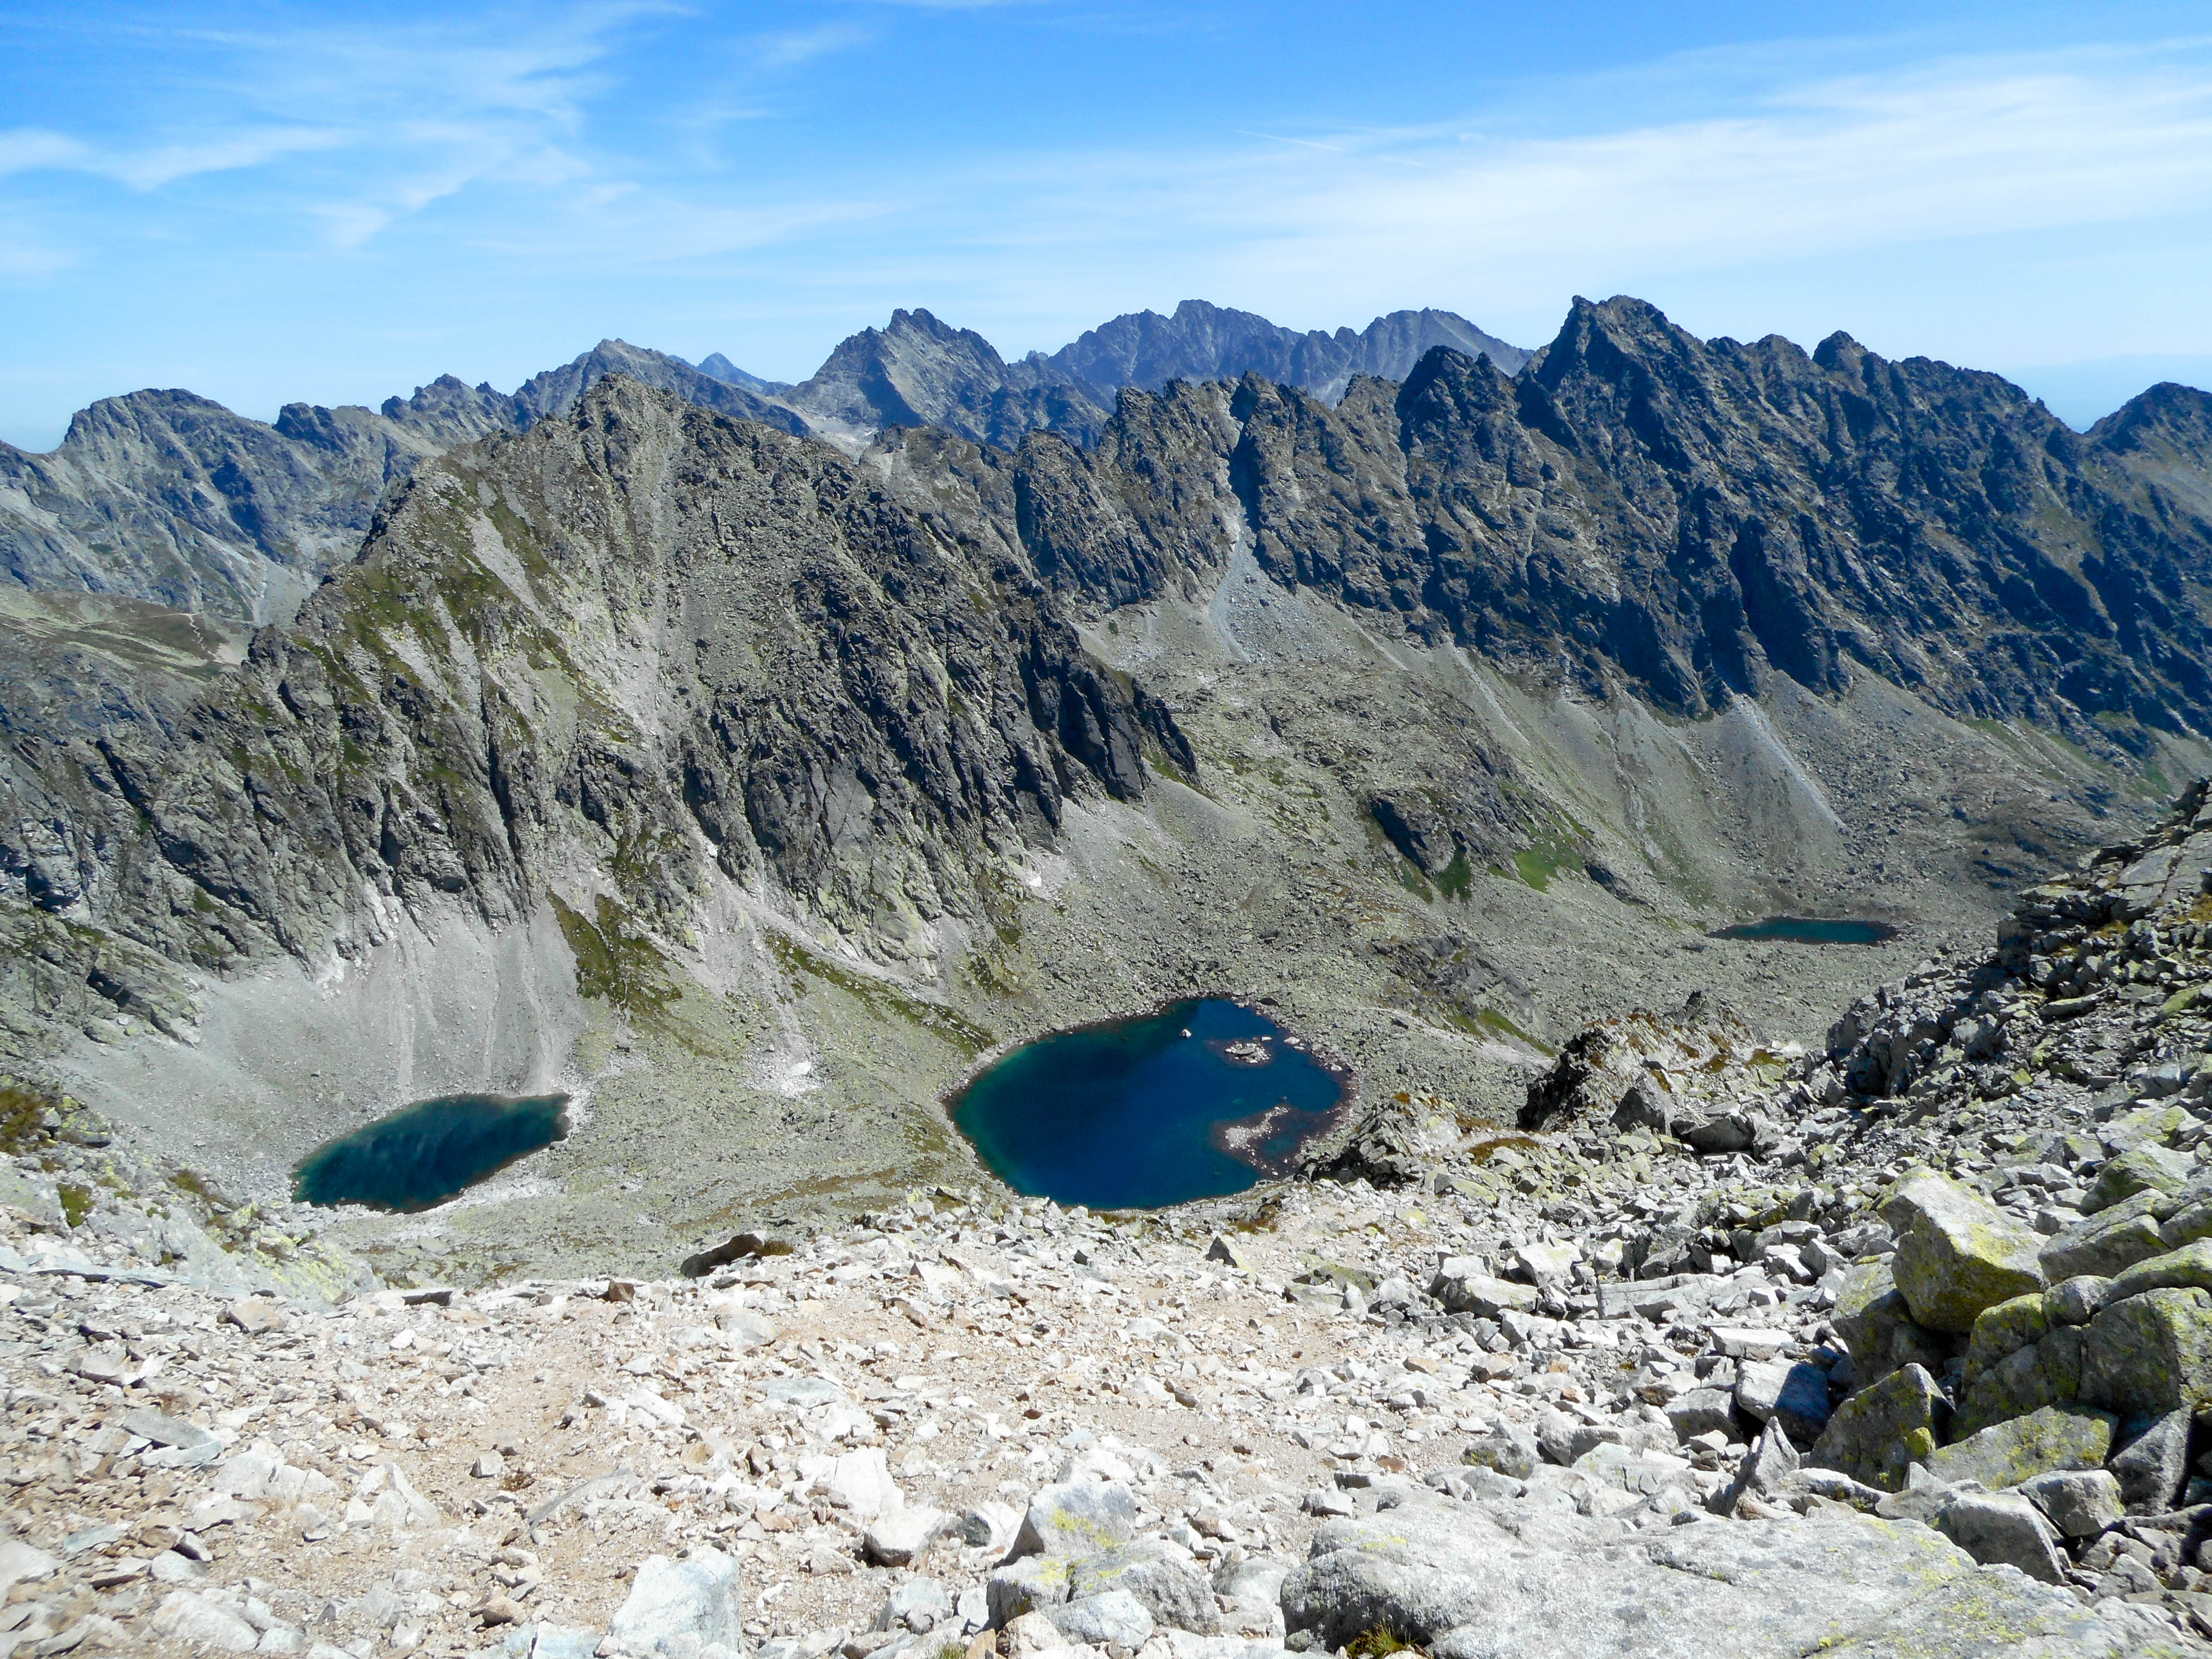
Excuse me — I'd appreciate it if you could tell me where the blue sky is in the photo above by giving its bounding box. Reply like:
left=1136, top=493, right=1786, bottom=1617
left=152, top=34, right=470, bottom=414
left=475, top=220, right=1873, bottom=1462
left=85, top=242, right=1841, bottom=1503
left=6, top=1, right=2212, bottom=450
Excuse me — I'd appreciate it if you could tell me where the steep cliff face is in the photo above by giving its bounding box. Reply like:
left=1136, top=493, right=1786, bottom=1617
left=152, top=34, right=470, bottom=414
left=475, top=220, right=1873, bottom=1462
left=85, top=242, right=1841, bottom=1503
left=0, top=379, right=1185, bottom=981
left=1001, top=298, right=2212, bottom=752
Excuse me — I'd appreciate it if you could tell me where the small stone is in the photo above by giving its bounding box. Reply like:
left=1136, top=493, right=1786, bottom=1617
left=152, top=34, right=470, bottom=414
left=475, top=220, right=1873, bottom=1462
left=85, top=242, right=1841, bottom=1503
left=0, top=1541, right=56, bottom=1597
left=1204, top=1235, right=1254, bottom=1273
left=874, top=1577, right=954, bottom=1635
left=1718, top=1420, right=1799, bottom=1513
left=2018, top=1468, right=2124, bottom=1538
left=1067, top=1543, right=1218, bottom=1635
left=2109, top=1408, right=2193, bottom=1513
left=221, top=1297, right=287, bottom=1336
left=951, top=1502, right=1022, bottom=1552
left=822, top=1447, right=902, bottom=1520
left=1012, top=1480, right=1139, bottom=1558
left=1046, top=1589, right=1155, bottom=1650
left=1939, top=1491, right=2068, bottom=1583
left=1711, top=1328, right=1790, bottom=1361
left=1426, top=1265, right=1537, bottom=1319
left=1733, top=1359, right=1831, bottom=1443
left=149, top=1590, right=259, bottom=1651
left=1511, top=1241, right=1580, bottom=1287
left=1664, top=1387, right=1739, bottom=1444
left=863, top=1506, right=947, bottom=1568
left=1461, top=1420, right=1540, bottom=1480
left=608, top=1549, right=743, bottom=1653
left=471, top=1452, right=505, bottom=1479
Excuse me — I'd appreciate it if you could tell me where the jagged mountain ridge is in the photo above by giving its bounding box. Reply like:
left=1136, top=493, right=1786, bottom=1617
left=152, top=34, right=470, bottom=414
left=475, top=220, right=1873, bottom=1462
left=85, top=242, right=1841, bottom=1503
left=0, top=301, right=1528, bottom=624
left=1041, top=298, right=1530, bottom=404
left=7, top=293, right=2212, bottom=981
left=778, top=301, right=1530, bottom=450
left=7, top=297, right=2212, bottom=1270
left=0, top=339, right=802, bottom=626
left=1006, top=298, right=2212, bottom=751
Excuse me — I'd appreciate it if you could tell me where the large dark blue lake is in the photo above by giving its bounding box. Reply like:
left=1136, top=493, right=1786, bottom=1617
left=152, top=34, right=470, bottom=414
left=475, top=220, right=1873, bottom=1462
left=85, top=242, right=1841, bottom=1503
left=950, top=998, right=1348, bottom=1210
left=294, top=1093, right=570, bottom=1212
left=1709, top=916, right=1899, bottom=945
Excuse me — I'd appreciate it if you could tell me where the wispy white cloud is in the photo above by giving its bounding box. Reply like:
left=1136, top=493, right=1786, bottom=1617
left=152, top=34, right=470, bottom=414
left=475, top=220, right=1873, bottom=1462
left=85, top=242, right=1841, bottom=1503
left=752, top=22, right=876, bottom=70
left=835, top=39, right=2212, bottom=351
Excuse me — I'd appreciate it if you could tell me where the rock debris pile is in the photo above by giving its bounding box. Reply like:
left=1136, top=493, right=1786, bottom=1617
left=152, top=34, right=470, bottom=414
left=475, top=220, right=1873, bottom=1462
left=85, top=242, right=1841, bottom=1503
left=1, top=786, right=2211, bottom=1656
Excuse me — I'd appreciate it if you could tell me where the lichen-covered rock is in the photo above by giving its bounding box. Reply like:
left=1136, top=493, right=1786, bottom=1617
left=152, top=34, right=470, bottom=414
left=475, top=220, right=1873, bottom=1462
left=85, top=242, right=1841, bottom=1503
left=1921, top=1404, right=2115, bottom=1490
left=2077, top=1286, right=2212, bottom=1419
left=1966, top=1291, right=2051, bottom=1382
left=1012, top=1481, right=1141, bottom=1559
left=2081, top=1145, right=2195, bottom=1215
left=1833, top=1259, right=1948, bottom=1384
left=2106, top=1238, right=2212, bottom=1304
left=2041, top=1191, right=2172, bottom=1282
left=1066, top=1544, right=1218, bottom=1635
left=1882, top=1171, right=2046, bottom=1333
left=1807, top=1363, right=1945, bottom=1492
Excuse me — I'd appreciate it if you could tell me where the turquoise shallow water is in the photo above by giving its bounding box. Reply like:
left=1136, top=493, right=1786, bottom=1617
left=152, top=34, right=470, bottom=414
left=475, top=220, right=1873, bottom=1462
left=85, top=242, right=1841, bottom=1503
left=293, top=1093, right=569, bottom=1212
left=1709, top=916, right=1898, bottom=945
left=949, top=997, right=1348, bottom=1210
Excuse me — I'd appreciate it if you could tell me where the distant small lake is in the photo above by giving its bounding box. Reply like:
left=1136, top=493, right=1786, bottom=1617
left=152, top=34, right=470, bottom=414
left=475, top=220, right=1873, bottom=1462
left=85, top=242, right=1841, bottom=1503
left=1709, top=916, right=1899, bottom=945
left=294, top=1093, right=569, bottom=1212
left=949, top=998, right=1348, bottom=1210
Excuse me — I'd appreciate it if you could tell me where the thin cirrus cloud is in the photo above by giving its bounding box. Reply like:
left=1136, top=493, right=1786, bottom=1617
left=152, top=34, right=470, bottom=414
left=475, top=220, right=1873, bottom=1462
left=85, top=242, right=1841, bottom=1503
left=5, top=9, right=2212, bottom=448
left=915, top=45, right=2212, bottom=338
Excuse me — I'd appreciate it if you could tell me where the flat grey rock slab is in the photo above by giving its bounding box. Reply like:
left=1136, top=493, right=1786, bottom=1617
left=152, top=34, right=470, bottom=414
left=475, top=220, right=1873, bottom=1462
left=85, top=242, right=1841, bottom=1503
left=1279, top=1493, right=2156, bottom=1659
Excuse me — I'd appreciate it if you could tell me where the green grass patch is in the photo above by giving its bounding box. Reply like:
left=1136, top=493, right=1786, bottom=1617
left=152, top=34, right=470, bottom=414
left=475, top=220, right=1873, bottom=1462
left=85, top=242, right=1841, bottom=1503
left=769, top=933, right=996, bottom=1057
left=1435, top=848, right=1473, bottom=900
left=1512, top=842, right=1578, bottom=892
left=0, top=1085, right=54, bottom=1157
left=1348, top=1629, right=1419, bottom=1658
left=57, top=1183, right=91, bottom=1228
left=553, top=894, right=681, bottom=1017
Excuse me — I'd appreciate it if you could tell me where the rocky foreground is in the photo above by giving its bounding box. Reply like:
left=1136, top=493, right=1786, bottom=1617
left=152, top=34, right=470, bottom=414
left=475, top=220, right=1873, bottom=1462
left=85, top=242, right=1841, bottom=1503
left=0, top=786, right=2209, bottom=1657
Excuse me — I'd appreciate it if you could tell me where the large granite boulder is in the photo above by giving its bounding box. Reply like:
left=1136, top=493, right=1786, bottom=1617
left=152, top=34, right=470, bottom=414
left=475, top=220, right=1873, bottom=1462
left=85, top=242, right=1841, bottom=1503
left=1278, top=1491, right=2157, bottom=1657
left=1883, top=1172, right=2045, bottom=1334
left=1833, top=1259, right=1948, bottom=1385
left=1921, top=1405, right=2115, bottom=1489
left=2077, top=1286, right=2212, bottom=1419
left=1808, top=1364, right=1945, bottom=1492
left=2041, top=1191, right=2172, bottom=1282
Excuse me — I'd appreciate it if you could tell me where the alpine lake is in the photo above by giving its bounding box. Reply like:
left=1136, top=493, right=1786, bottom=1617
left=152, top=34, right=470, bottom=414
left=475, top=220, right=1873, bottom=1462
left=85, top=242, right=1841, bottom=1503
left=1708, top=916, right=1899, bottom=945
left=294, top=1093, right=571, bottom=1213
left=949, top=997, right=1349, bottom=1210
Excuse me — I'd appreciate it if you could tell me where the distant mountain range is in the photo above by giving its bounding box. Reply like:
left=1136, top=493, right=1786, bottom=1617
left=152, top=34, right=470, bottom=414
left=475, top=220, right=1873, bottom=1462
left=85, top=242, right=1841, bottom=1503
left=0, top=301, right=1524, bottom=622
